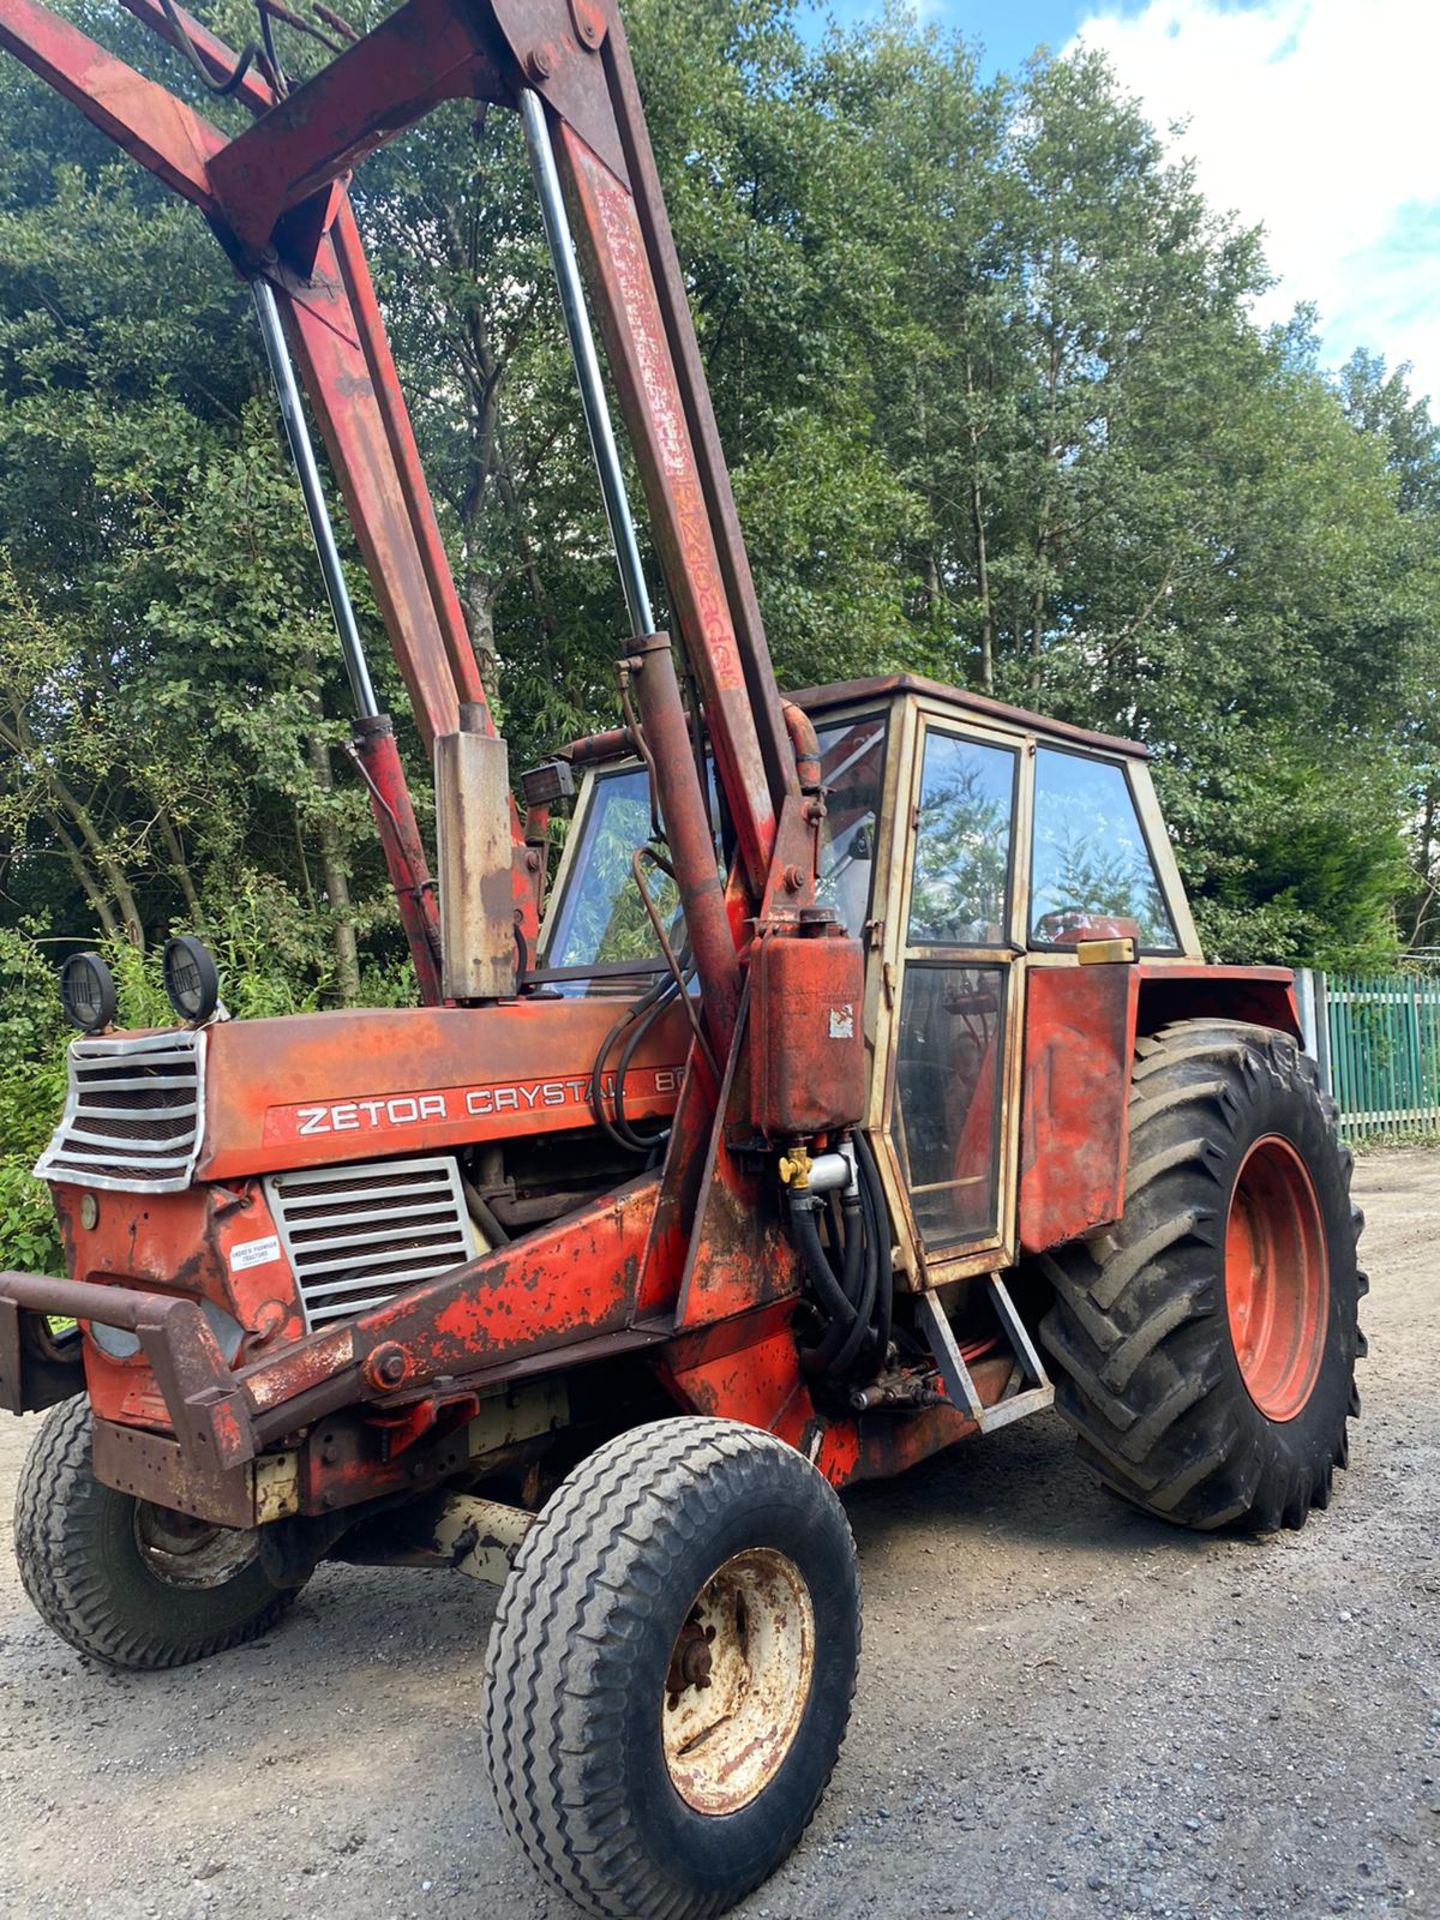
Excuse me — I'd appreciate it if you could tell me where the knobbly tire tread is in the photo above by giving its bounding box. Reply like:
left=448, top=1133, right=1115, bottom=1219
left=481, top=1416, right=861, bottom=1920
left=13, top=1394, right=300, bottom=1669
left=1039, top=1020, right=1363, bottom=1532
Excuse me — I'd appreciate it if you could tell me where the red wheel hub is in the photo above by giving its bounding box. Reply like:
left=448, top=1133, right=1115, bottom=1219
left=1224, top=1135, right=1328, bottom=1422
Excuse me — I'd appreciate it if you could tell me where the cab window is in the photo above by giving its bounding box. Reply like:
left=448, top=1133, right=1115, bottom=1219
left=907, top=730, right=1017, bottom=947
left=814, top=713, right=887, bottom=938
left=1029, top=748, right=1178, bottom=951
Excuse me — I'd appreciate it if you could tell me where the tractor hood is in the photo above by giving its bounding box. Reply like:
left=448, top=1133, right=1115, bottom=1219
left=36, top=997, right=690, bottom=1193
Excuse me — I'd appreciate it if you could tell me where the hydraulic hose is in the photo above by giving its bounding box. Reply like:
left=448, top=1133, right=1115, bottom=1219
left=856, top=1130, right=894, bottom=1364
left=590, top=974, right=674, bottom=1155
left=827, top=1186, right=881, bottom=1378
left=788, top=1191, right=860, bottom=1335
left=800, top=1190, right=868, bottom=1377
left=790, top=1132, right=894, bottom=1385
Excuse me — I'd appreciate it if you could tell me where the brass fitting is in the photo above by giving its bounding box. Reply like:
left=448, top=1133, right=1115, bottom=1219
left=778, top=1144, right=813, bottom=1189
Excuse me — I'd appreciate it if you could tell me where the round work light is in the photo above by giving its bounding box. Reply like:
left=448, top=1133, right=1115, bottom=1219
left=162, top=935, right=221, bottom=1024
left=59, top=951, right=117, bottom=1033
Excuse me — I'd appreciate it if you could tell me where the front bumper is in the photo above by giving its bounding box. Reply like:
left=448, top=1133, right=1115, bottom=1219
left=0, top=1269, right=256, bottom=1469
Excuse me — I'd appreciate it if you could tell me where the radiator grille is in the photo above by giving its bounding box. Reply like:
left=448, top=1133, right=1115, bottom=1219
left=34, top=1031, right=204, bottom=1193
left=265, top=1155, right=482, bottom=1331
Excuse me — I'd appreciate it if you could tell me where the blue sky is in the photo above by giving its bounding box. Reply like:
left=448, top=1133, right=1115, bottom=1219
left=805, top=2, right=1440, bottom=410
left=817, top=0, right=1081, bottom=71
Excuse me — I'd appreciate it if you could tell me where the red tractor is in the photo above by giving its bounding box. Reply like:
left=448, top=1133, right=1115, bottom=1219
left=0, top=3, right=1364, bottom=1915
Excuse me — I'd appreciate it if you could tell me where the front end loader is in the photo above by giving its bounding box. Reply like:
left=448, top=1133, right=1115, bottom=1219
left=0, top=3, right=1365, bottom=1914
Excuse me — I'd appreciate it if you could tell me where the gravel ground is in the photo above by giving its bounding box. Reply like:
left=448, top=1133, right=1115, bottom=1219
left=1, top=1148, right=1436, bottom=1920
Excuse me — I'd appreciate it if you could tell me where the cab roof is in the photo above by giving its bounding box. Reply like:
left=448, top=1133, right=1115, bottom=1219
left=787, top=672, right=1150, bottom=762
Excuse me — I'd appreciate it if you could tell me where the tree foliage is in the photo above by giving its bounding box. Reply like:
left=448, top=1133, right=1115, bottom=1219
left=2, top=1, right=1438, bottom=1132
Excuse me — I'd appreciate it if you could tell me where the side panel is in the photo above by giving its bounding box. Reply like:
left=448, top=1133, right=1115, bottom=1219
left=1018, top=961, right=1301, bottom=1256
left=1017, top=964, right=1133, bottom=1255
left=1135, top=963, right=1300, bottom=1041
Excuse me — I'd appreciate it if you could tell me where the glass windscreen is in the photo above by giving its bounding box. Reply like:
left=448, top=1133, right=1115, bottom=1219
left=1029, top=749, right=1177, bottom=950
left=541, top=766, right=676, bottom=971
left=907, top=730, right=1017, bottom=947
left=539, top=710, right=889, bottom=977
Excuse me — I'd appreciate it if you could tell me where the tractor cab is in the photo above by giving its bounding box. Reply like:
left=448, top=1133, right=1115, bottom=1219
left=540, top=673, right=1200, bottom=1287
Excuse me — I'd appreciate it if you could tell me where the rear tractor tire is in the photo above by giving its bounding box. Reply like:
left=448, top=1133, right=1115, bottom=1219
left=1039, top=1019, right=1364, bottom=1532
left=482, top=1416, right=861, bottom=1920
left=14, top=1394, right=303, bottom=1669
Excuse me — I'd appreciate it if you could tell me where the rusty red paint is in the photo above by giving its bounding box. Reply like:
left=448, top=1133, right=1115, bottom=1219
left=328, top=203, right=491, bottom=722
left=673, top=998, right=804, bottom=1329
left=205, top=0, right=508, bottom=261
left=278, top=248, right=468, bottom=754
left=788, top=671, right=1153, bottom=761
left=0, top=0, right=225, bottom=213
left=664, top=1327, right=813, bottom=1432
left=235, top=1174, right=659, bottom=1422
left=560, top=127, right=778, bottom=899
left=1135, top=962, right=1300, bottom=1040
left=48, top=1179, right=307, bottom=1430
left=199, top=996, right=689, bottom=1180
left=0, top=0, right=1325, bottom=1581
left=92, top=1418, right=257, bottom=1528
left=635, top=1037, right=716, bottom=1316
left=1018, top=963, right=1133, bottom=1255
left=625, top=633, right=742, bottom=1054
left=350, top=715, right=444, bottom=1005
left=749, top=928, right=866, bottom=1139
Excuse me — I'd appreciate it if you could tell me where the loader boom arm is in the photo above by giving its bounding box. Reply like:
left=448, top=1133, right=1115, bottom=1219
left=0, top=0, right=797, bottom=937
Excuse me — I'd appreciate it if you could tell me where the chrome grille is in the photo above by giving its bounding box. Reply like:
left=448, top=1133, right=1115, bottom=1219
left=265, top=1155, right=482, bottom=1331
left=34, top=1031, right=204, bottom=1193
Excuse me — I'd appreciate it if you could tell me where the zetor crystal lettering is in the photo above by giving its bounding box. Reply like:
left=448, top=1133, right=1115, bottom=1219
left=272, top=1068, right=684, bottom=1141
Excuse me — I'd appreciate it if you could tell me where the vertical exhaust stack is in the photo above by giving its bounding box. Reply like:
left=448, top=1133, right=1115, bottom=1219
left=435, top=704, right=517, bottom=1001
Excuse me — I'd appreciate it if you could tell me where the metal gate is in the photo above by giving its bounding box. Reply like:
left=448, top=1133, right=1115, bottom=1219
left=1323, top=973, right=1440, bottom=1141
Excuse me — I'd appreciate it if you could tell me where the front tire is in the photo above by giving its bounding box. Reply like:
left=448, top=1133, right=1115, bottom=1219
left=14, top=1395, right=302, bottom=1668
left=1039, top=1020, right=1364, bottom=1531
left=482, top=1417, right=861, bottom=1920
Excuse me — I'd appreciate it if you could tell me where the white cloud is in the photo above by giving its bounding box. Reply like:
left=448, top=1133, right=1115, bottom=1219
left=1071, top=0, right=1440, bottom=404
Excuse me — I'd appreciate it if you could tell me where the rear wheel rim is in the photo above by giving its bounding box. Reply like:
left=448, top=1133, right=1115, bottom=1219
left=661, top=1547, right=815, bottom=1816
left=1225, top=1134, right=1328, bottom=1422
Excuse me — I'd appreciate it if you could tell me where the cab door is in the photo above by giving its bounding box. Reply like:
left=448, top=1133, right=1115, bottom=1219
left=875, top=709, right=1029, bottom=1284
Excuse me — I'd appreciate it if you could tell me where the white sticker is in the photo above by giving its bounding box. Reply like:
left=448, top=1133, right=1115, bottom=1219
left=230, top=1234, right=281, bottom=1273
left=828, top=1004, right=855, bottom=1040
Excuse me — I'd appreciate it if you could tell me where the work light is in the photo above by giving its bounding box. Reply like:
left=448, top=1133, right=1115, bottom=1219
left=161, top=935, right=221, bottom=1024
left=58, top=952, right=117, bottom=1033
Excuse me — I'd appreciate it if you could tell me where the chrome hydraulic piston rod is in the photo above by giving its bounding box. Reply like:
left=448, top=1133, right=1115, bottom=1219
left=253, top=277, right=379, bottom=720
left=519, top=87, right=654, bottom=641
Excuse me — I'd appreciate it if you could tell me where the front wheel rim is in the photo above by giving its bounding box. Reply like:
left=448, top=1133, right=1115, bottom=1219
left=1225, top=1134, right=1329, bottom=1422
left=661, top=1547, right=816, bottom=1816
left=133, top=1503, right=260, bottom=1589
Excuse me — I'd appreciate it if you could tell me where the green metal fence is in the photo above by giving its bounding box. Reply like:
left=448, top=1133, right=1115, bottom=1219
left=1324, top=973, right=1440, bottom=1141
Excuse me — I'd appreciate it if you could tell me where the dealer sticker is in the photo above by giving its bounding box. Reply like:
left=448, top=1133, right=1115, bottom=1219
left=230, top=1234, right=281, bottom=1273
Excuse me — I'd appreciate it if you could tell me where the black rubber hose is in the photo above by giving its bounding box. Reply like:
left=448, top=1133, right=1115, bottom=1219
left=827, top=1195, right=880, bottom=1378
left=590, top=974, right=674, bottom=1154
left=856, top=1130, right=893, bottom=1364
left=788, top=1193, right=859, bottom=1332
left=838, top=1189, right=865, bottom=1307
left=800, top=1190, right=867, bottom=1376
left=612, top=978, right=679, bottom=1146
